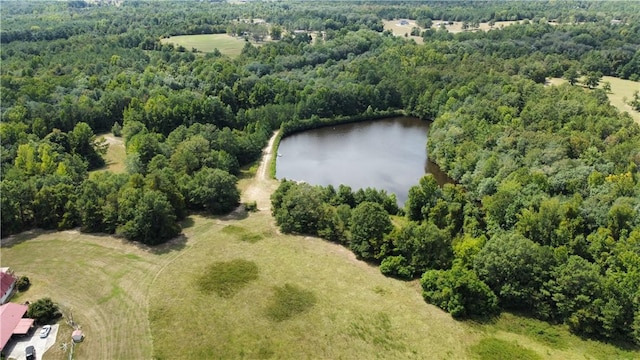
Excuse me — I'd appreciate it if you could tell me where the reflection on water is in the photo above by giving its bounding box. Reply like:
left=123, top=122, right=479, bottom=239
left=276, top=117, right=452, bottom=205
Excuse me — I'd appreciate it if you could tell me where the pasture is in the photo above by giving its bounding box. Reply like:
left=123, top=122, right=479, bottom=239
left=3, top=213, right=638, bottom=359
left=160, top=34, right=255, bottom=58
left=2, top=229, right=176, bottom=360
left=382, top=19, right=523, bottom=42
left=548, top=76, right=640, bottom=124
left=382, top=20, right=424, bottom=44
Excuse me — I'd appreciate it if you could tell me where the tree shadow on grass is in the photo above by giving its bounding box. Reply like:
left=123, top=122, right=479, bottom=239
left=180, top=217, right=196, bottom=229
left=0, top=228, right=57, bottom=248
left=135, top=233, right=188, bottom=255
left=198, top=205, right=250, bottom=222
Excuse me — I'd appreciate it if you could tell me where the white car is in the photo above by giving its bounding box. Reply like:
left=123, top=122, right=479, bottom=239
left=39, top=325, right=51, bottom=338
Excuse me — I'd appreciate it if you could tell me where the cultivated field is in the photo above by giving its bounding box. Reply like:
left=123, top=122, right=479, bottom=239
left=2, top=133, right=639, bottom=359
left=548, top=76, right=640, bottom=124
left=160, top=34, right=258, bottom=58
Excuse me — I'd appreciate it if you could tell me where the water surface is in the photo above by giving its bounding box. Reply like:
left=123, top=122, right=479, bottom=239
left=276, top=117, right=450, bottom=205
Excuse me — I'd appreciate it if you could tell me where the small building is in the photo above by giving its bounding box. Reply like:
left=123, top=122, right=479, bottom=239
left=72, top=329, right=84, bottom=343
left=0, top=268, right=17, bottom=305
left=399, top=19, right=410, bottom=26
left=0, top=303, right=35, bottom=352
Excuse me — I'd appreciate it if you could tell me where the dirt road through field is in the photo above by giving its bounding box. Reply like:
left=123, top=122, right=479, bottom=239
left=241, top=130, right=280, bottom=211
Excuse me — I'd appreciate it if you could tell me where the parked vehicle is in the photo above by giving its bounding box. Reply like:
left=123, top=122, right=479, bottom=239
left=25, top=345, right=35, bottom=360
left=39, top=325, right=51, bottom=338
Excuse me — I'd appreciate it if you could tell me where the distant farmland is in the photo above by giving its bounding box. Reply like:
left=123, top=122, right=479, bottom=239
left=160, top=34, right=256, bottom=58
left=548, top=76, right=640, bottom=124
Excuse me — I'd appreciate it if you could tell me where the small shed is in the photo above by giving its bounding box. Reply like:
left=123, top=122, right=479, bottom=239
left=72, top=330, right=84, bottom=343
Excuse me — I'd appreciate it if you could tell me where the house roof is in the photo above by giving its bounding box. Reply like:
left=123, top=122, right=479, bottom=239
left=0, top=271, right=16, bottom=297
left=0, top=303, right=29, bottom=351
left=13, top=318, right=34, bottom=335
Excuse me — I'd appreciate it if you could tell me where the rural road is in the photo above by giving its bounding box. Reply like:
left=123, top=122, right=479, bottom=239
left=241, top=130, right=280, bottom=211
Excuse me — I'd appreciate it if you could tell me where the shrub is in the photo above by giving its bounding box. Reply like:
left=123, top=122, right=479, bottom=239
left=244, top=201, right=258, bottom=212
left=27, top=298, right=61, bottom=324
left=421, top=262, right=499, bottom=319
left=380, top=256, right=414, bottom=280
left=111, top=122, right=122, bottom=137
left=16, top=275, right=30, bottom=291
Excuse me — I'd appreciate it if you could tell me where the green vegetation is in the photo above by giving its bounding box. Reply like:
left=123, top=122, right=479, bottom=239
left=221, top=225, right=263, bottom=243
left=27, top=297, right=61, bottom=324
left=196, top=259, right=259, bottom=298
left=470, top=338, right=542, bottom=360
left=549, top=76, right=640, bottom=124
left=2, top=0, right=640, bottom=358
left=15, top=275, right=30, bottom=292
left=2, top=216, right=637, bottom=359
left=160, top=34, right=252, bottom=58
left=264, top=283, right=317, bottom=322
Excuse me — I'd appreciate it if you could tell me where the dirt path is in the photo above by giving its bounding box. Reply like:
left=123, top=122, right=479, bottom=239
left=100, top=133, right=123, bottom=146
left=241, top=130, right=280, bottom=211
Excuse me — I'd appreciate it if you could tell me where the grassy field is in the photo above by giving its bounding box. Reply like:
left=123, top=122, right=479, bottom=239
left=547, top=76, right=640, bottom=124
left=2, top=229, right=180, bottom=360
left=2, top=214, right=639, bottom=359
left=382, top=19, right=523, bottom=42
left=160, top=34, right=258, bottom=58
left=96, top=133, right=126, bottom=173
left=3, top=213, right=638, bottom=359
left=382, top=20, right=424, bottom=44
left=434, top=20, right=521, bottom=34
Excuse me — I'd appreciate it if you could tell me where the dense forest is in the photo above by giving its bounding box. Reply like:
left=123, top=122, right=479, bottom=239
left=1, top=0, right=639, bottom=346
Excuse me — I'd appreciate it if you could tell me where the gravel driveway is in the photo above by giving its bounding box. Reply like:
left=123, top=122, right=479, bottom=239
left=4, top=324, right=58, bottom=360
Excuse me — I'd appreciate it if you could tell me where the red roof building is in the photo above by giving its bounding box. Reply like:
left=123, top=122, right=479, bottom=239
left=0, top=303, right=34, bottom=351
left=0, top=270, right=17, bottom=305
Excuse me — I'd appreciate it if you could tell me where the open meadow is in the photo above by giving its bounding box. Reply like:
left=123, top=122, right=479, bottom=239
left=3, top=213, right=638, bottom=359
left=382, top=19, right=523, bottom=42
left=382, top=20, right=424, bottom=44
left=96, top=133, right=126, bottom=174
left=160, top=34, right=258, bottom=58
left=548, top=76, right=640, bottom=124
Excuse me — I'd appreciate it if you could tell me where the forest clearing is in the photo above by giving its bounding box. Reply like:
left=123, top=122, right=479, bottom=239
left=160, top=34, right=258, bottom=57
left=547, top=76, right=640, bottom=124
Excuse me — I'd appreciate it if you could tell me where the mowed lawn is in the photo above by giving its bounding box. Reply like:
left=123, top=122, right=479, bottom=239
left=160, top=34, right=253, bottom=58
left=2, top=212, right=638, bottom=359
left=148, top=213, right=639, bottom=359
left=1, top=229, right=183, bottom=360
left=548, top=76, right=640, bottom=124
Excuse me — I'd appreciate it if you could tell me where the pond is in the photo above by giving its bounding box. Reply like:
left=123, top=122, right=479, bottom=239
left=275, top=117, right=451, bottom=205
